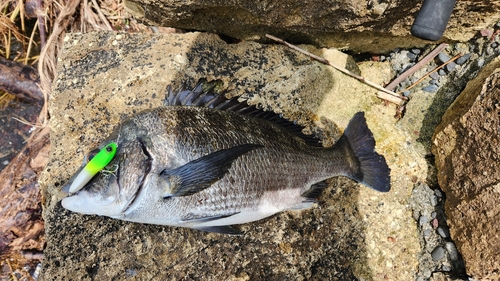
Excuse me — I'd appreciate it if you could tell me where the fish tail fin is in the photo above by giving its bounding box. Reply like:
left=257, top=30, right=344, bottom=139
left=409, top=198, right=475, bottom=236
left=338, top=112, right=391, bottom=192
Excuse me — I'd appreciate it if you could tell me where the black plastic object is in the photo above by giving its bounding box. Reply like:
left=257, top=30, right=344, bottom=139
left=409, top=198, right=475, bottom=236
left=410, top=0, right=456, bottom=41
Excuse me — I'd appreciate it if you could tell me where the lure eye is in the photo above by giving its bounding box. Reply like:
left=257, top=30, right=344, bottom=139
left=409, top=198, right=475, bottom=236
left=68, top=142, right=118, bottom=193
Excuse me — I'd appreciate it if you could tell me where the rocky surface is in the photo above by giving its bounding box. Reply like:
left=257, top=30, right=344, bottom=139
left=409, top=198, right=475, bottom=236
left=432, top=57, right=500, bottom=280
left=123, top=0, right=500, bottom=53
left=39, top=31, right=424, bottom=280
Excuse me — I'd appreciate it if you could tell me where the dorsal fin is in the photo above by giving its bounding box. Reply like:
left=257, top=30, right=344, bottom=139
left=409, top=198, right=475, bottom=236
left=164, top=81, right=323, bottom=147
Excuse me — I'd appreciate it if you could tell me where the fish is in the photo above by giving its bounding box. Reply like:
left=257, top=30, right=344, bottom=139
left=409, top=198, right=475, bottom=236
left=61, top=81, right=391, bottom=235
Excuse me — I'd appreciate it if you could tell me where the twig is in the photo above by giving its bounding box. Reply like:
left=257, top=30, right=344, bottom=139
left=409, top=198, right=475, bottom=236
left=265, top=34, right=406, bottom=105
left=398, top=53, right=462, bottom=94
left=385, top=43, right=447, bottom=91
left=25, top=18, right=39, bottom=64
left=91, top=0, right=113, bottom=30
left=36, top=0, right=46, bottom=49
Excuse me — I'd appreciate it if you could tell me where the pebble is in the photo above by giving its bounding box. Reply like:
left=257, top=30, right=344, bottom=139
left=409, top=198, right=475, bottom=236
left=429, top=79, right=439, bottom=85
left=403, top=90, right=411, bottom=97
left=445, top=242, right=459, bottom=261
left=431, top=246, right=446, bottom=260
left=423, top=229, right=432, bottom=237
left=437, top=52, right=451, bottom=63
left=456, top=53, right=471, bottom=65
left=442, top=265, right=452, bottom=272
left=419, top=215, right=429, bottom=225
left=412, top=48, right=421, bottom=55
left=446, top=62, right=457, bottom=72
left=423, top=268, right=432, bottom=278
left=430, top=195, right=438, bottom=206
left=438, top=69, right=447, bottom=76
left=431, top=211, right=437, bottom=219
left=437, top=226, right=450, bottom=238
left=430, top=72, right=440, bottom=80
left=422, top=84, right=439, bottom=93
left=478, top=58, right=485, bottom=67
left=492, top=42, right=499, bottom=48
left=434, top=189, right=443, bottom=197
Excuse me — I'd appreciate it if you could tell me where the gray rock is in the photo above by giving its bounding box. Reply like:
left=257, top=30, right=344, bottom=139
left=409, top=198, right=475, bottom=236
left=442, top=265, right=452, bottom=271
left=430, top=72, right=440, bottom=80
left=419, top=215, right=429, bottom=225
left=438, top=69, right=447, bottom=76
left=438, top=53, right=451, bottom=63
left=412, top=49, right=422, bottom=55
left=437, top=226, right=450, bottom=238
left=446, top=62, right=457, bottom=72
left=431, top=246, right=446, bottom=260
left=423, top=268, right=432, bottom=278
left=445, top=242, right=459, bottom=261
left=456, top=53, right=471, bottom=65
left=430, top=195, right=438, bottom=206
left=423, top=84, right=439, bottom=93
left=434, top=189, right=443, bottom=198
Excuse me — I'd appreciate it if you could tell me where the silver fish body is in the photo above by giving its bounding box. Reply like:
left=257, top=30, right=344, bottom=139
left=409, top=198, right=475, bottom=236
left=62, top=83, right=390, bottom=234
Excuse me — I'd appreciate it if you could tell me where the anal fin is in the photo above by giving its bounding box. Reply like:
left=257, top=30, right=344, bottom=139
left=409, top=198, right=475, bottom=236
left=290, top=181, right=329, bottom=210
left=301, top=181, right=328, bottom=201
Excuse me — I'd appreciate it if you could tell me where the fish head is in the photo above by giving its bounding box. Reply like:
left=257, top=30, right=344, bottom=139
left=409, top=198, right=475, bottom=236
left=61, top=137, right=152, bottom=217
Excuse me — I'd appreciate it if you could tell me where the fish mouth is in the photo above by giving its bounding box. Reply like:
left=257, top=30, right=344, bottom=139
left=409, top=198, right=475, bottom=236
left=120, top=137, right=153, bottom=214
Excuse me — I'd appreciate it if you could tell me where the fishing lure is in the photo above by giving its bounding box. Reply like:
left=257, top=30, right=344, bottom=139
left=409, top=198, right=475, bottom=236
left=68, top=142, right=117, bottom=193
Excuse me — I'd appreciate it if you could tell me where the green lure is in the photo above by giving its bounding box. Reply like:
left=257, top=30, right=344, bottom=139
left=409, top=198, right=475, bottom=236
left=68, top=142, right=117, bottom=193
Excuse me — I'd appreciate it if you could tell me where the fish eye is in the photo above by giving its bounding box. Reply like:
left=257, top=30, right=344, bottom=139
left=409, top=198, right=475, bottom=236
left=106, top=146, right=113, bottom=152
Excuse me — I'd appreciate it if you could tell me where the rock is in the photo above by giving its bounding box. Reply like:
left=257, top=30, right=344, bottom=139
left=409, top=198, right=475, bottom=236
left=422, top=84, right=439, bottom=93
left=432, top=56, right=500, bottom=280
left=123, top=0, right=500, bottom=53
left=456, top=53, right=471, bottom=65
left=431, top=246, right=445, bottom=261
left=437, top=53, right=451, bottom=64
left=40, top=31, right=421, bottom=280
left=445, top=62, right=457, bottom=72
left=436, top=226, right=450, bottom=238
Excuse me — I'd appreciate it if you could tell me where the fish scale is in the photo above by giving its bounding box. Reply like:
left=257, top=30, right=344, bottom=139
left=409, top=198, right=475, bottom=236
left=61, top=82, right=390, bottom=235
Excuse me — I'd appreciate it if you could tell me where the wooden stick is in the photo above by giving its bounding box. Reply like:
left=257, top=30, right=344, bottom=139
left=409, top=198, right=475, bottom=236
left=398, top=53, right=462, bottom=94
left=385, top=43, right=447, bottom=91
left=265, top=34, right=406, bottom=105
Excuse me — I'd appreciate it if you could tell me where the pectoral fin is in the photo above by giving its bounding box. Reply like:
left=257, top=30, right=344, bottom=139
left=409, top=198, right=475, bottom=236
left=161, top=144, right=263, bottom=197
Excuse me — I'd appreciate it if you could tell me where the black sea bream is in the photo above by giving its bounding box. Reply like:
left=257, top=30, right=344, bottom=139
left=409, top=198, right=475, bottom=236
left=62, top=82, right=391, bottom=234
